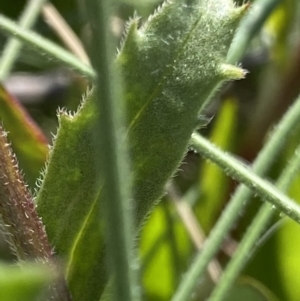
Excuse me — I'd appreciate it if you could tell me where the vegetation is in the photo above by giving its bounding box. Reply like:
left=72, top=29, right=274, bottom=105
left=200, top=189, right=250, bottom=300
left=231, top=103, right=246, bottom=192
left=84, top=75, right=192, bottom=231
left=0, top=0, right=299, bottom=300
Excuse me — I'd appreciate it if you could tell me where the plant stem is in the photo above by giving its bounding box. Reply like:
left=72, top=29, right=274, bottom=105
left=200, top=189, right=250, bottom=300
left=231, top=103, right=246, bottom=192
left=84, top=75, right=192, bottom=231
left=227, top=0, right=281, bottom=64
left=0, top=127, right=72, bottom=301
left=208, top=142, right=300, bottom=301
left=171, top=94, right=300, bottom=301
left=0, top=129, right=52, bottom=260
left=191, top=133, right=300, bottom=223
left=83, top=1, right=140, bottom=301
left=42, top=3, right=90, bottom=66
left=0, top=14, right=95, bottom=79
left=0, top=0, right=47, bottom=80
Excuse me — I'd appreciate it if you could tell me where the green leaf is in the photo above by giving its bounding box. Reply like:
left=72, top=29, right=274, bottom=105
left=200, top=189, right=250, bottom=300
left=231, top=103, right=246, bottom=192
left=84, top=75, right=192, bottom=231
left=117, top=0, right=246, bottom=224
left=0, top=262, right=55, bottom=301
left=36, top=98, right=104, bottom=301
left=36, top=1, right=246, bottom=300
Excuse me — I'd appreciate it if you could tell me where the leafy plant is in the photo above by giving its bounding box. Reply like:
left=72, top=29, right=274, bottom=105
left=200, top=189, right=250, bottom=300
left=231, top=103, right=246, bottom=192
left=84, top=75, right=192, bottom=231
left=0, top=0, right=300, bottom=301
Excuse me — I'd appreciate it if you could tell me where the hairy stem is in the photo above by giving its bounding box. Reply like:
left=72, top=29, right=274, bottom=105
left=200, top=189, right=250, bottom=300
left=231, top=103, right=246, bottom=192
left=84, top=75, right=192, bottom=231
left=0, top=126, right=72, bottom=301
left=191, top=133, right=300, bottom=224
left=171, top=93, right=300, bottom=301
left=208, top=141, right=300, bottom=301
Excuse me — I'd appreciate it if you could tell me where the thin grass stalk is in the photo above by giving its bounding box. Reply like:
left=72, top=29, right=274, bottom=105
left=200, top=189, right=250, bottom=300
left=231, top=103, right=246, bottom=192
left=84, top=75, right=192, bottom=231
left=0, top=14, right=95, bottom=78
left=171, top=94, right=300, bottom=301
left=0, top=0, right=47, bottom=80
left=42, top=3, right=90, bottom=65
left=190, top=133, right=300, bottom=222
left=227, top=0, right=281, bottom=64
left=82, top=1, right=140, bottom=301
left=208, top=142, right=300, bottom=301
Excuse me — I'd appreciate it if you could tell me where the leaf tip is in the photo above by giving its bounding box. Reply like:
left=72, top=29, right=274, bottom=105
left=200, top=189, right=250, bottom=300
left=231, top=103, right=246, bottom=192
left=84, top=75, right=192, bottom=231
left=219, top=63, right=247, bottom=80
left=118, top=17, right=141, bottom=56
left=230, top=3, right=249, bottom=21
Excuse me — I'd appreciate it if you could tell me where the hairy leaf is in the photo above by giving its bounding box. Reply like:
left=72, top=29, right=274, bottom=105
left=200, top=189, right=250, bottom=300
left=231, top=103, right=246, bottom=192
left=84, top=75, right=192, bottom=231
left=117, top=1, right=246, bottom=222
left=36, top=1, right=246, bottom=300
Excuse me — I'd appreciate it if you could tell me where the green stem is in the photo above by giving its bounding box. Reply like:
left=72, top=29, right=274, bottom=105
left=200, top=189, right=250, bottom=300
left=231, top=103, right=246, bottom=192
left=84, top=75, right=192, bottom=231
left=227, top=0, right=281, bottom=64
left=208, top=143, right=300, bottom=301
left=0, top=14, right=95, bottom=79
left=0, top=0, right=47, bottom=80
left=83, top=1, right=140, bottom=301
left=171, top=94, right=300, bottom=301
left=190, top=133, right=300, bottom=223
